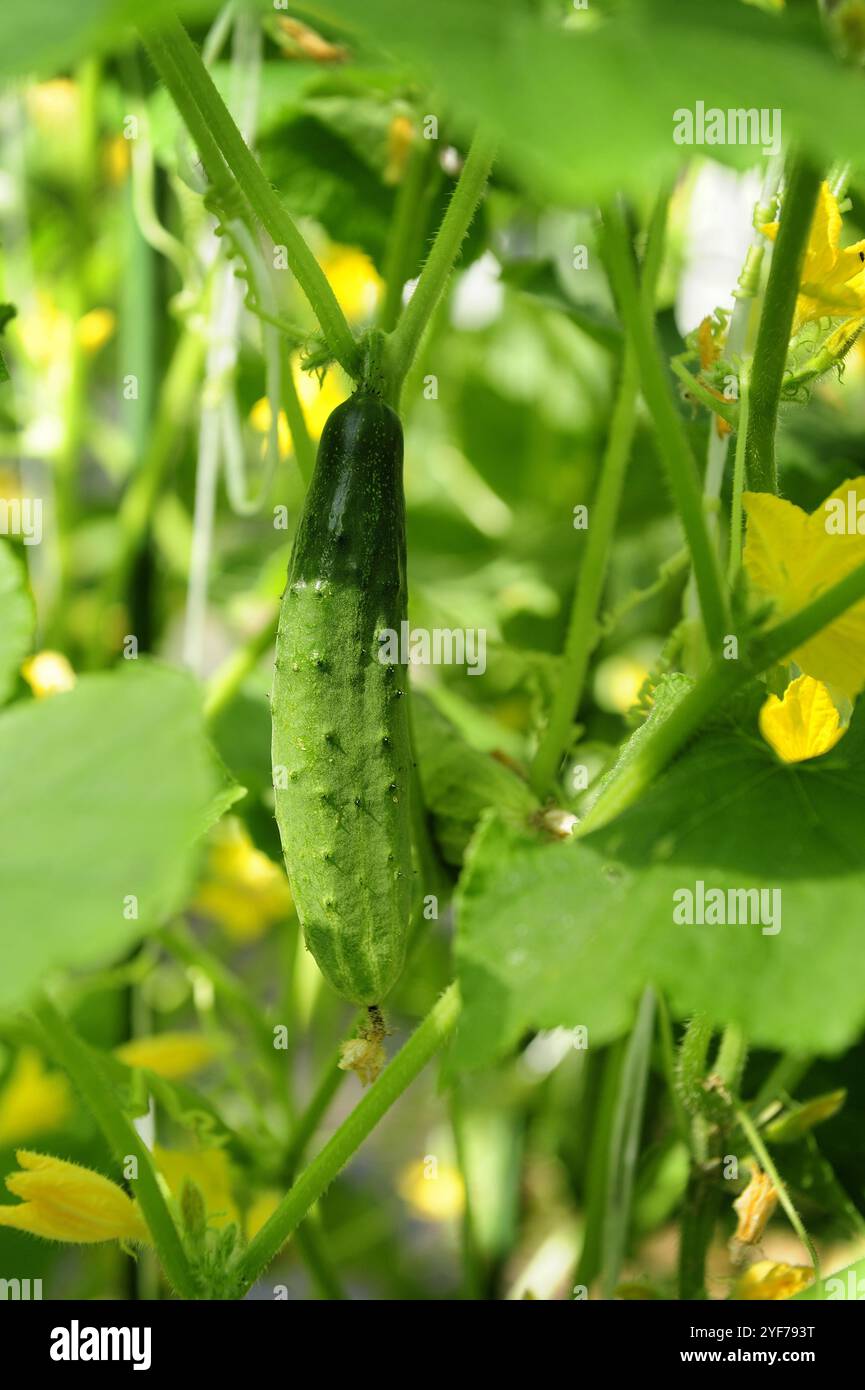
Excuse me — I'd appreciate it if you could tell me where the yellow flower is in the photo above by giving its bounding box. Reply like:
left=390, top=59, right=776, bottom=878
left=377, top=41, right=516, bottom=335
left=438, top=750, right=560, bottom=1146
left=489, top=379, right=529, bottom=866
left=743, top=478, right=865, bottom=699
left=26, top=80, right=80, bottom=133
left=732, top=1259, right=814, bottom=1301
left=76, top=308, right=116, bottom=355
left=14, top=293, right=73, bottom=371
left=761, top=182, right=865, bottom=328
left=153, top=1146, right=238, bottom=1230
left=0, top=1049, right=74, bottom=1146
left=103, top=134, right=130, bottom=185
left=398, top=1159, right=465, bottom=1222
left=192, top=817, right=292, bottom=943
left=385, top=113, right=415, bottom=185
left=249, top=396, right=292, bottom=461
left=318, top=246, right=382, bottom=324
left=732, top=1164, right=778, bottom=1248
left=245, top=1189, right=281, bottom=1241
left=0, top=1150, right=149, bottom=1244
left=115, top=1033, right=219, bottom=1081
left=21, top=650, right=76, bottom=698
left=759, top=675, right=846, bottom=763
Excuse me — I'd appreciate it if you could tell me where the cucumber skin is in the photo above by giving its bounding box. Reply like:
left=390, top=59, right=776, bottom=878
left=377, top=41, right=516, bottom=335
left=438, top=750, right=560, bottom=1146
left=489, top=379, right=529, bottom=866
left=272, top=392, right=413, bottom=1005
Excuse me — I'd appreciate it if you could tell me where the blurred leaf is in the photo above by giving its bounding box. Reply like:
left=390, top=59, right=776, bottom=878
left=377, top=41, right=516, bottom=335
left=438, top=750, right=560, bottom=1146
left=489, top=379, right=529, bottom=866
left=0, top=1, right=219, bottom=77
left=455, top=702, right=865, bottom=1068
left=766, top=1089, right=846, bottom=1144
left=413, top=690, right=537, bottom=866
left=0, top=661, right=234, bottom=1010
left=0, top=541, right=33, bottom=705
left=309, top=0, right=865, bottom=202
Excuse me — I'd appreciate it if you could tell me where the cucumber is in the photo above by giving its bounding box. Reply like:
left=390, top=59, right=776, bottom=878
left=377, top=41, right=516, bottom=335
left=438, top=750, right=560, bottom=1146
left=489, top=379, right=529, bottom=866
left=272, top=390, right=413, bottom=1005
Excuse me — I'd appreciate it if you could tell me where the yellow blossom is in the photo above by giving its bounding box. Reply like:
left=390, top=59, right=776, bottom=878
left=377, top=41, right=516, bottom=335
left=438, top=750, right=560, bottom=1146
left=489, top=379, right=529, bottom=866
left=249, top=396, right=292, bottom=461
left=0, top=1150, right=148, bottom=1244
left=398, top=1159, right=465, bottom=1222
left=385, top=114, right=415, bottom=185
left=103, top=134, right=130, bottom=185
left=761, top=182, right=865, bottom=328
left=0, top=1049, right=74, bottom=1146
left=732, top=1260, right=814, bottom=1301
left=759, top=675, right=846, bottom=762
left=153, top=1146, right=238, bottom=1229
left=732, top=1164, right=779, bottom=1249
left=245, top=1189, right=281, bottom=1241
left=743, top=478, right=865, bottom=699
left=26, top=80, right=80, bottom=133
left=76, top=308, right=116, bottom=355
left=21, top=650, right=76, bottom=698
left=115, top=1032, right=219, bottom=1081
left=14, top=293, right=73, bottom=371
left=318, top=246, right=382, bottom=324
left=192, top=817, right=292, bottom=943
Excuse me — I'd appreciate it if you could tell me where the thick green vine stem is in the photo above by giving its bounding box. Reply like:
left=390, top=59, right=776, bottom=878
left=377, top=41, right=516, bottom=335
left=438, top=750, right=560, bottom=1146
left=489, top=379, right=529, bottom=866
left=234, top=983, right=461, bottom=1293
left=602, top=200, right=729, bottom=655
left=744, top=155, right=822, bottom=494
left=386, top=131, right=496, bottom=398
left=33, top=995, right=198, bottom=1300
left=530, top=191, right=669, bottom=797
left=578, top=554, right=865, bottom=835
left=142, top=20, right=362, bottom=380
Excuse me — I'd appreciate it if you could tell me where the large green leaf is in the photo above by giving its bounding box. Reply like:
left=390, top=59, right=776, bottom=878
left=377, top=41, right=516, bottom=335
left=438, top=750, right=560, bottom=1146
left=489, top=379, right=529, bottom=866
left=0, top=1, right=219, bottom=78
left=0, top=661, right=236, bottom=1009
left=309, top=0, right=865, bottom=202
left=0, top=541, right=33, bottom=705
left=455, top=702, right=865, bottom=1068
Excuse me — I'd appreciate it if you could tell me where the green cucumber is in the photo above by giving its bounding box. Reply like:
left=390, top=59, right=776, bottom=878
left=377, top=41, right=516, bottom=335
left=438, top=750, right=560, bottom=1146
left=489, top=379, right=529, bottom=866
left=272, top=390, right=413, bottom=1005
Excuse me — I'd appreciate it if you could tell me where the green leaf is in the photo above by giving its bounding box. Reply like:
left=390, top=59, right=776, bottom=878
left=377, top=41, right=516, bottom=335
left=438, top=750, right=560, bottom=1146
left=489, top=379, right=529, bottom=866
left=0, top=660, right=235, bottom=1010
left=455, top=704, right=865, bottom=1068
left=310, top=0, right=865, bottom=202
left=0, top=540, right=34, bottom=705
left=412, top=690, right=538, bottom=866
left=794, top=1255, right=865, bottom=1301
left=0, top=1, right=217, bottom=78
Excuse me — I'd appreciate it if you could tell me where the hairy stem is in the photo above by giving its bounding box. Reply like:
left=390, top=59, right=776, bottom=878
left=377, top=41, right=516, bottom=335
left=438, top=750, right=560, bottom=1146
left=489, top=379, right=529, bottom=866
left=235, top=983, right=461, bottom=1292
left=387, top=131, right=495, bottom=398
left=531, top=192, right=668, bottom=796
left=745, top=155, right=821, bottom=493
left=603, top=200, right=729, bottom=654
left=142, top=20, right=360, bottom=378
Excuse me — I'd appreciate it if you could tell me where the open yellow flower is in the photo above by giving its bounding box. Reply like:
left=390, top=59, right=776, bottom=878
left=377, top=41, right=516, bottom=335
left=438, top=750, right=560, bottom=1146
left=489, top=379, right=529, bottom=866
left=249, top=362, right=347, bottom=460
left=732, top=1259, right=814, bottom=1301
left=0, top=1151, right=149, bottom=1244
left=318, top=246, right=382, bottom=324
left=743, top=478, right=865, bottom=699
left=115, top=1032, right=219, bottom=1081
left=759, top=675, right=846, bottom=762
left=398, top=1159, right=465, bottom=1222
left=154, top=1146, right=238, bottom=1230
left=761, top=182, right=865, bottom=329
left=192, top=817, right=292, bottom=943
left=0, top=1049, right=74, bottom=1146
left=21, top=650, right=76, bottom=698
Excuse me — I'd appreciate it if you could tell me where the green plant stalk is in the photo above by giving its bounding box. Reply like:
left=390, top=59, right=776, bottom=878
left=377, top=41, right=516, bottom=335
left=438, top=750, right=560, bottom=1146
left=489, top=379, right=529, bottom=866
left=601, top=986, right=656, bottom=1297
left=603, top=200, right=729, bottom=654
left=656, top=995, right=692, bottom=1150
left=745, top=155, right=821, bottom=493
left=531, top=194, right=668, bottom=796
left=142, top=20, right=361, bottom=378
left=235, top=983, right=461, bottom=1292
left=736, top=1104, right=820, bottom=1280
left=387, top=130, right=495, bottom=397
left=203, top=606, right=280, bottom=723
left=294, top=1218, right=346, bottom=1300
left=678, top=1170, right=720, bottom=1300
left=578, top=553, right=865, bottom=836
left=727, top=361, right=751, bottom=585
left=574, top=1042, right=624, bottom=1291
left=34, top=996, right=198, bottom=1300
left=379, top=137, right=441, bottom=334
